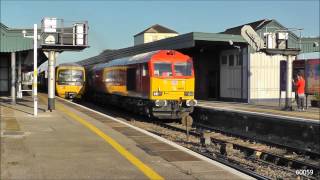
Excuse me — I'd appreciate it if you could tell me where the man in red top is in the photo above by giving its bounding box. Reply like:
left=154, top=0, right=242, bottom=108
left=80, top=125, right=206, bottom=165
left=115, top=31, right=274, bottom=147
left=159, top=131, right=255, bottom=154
left=293, top=72, right=306, bottom=111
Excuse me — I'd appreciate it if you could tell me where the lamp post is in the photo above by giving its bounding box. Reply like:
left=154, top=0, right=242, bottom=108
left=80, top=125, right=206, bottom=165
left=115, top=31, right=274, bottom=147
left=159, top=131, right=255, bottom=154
left=22, top=24, right=38, bottom=116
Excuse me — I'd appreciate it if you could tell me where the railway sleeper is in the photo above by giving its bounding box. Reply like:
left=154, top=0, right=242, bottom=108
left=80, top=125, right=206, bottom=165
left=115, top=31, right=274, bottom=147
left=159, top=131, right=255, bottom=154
left=206, top=133, right=320, bottom=178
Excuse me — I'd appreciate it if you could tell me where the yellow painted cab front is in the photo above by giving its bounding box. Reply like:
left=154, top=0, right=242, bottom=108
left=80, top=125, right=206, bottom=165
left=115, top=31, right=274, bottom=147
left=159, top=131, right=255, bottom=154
left=56, top=66, right=85, bottom=99
left=150, top=77, right=195, bottom=100
left=150, top=61, right=195, bottom=101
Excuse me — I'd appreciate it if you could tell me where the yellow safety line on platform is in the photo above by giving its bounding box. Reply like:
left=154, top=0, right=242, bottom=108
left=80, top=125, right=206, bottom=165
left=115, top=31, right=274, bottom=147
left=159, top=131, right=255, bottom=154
left=49, top=97, right=164, bottom=180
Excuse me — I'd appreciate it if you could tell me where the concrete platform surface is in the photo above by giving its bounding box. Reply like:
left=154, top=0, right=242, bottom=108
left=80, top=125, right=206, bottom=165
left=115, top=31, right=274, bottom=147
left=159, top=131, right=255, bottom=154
left=198, top=100, right=320, bottom=121
left=1, top=95, right=252, bottom=180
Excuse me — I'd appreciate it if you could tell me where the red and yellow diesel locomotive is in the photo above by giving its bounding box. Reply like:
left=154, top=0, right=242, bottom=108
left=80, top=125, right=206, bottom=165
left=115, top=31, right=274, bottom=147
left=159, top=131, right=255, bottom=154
left=87, top=50, right=197, bottom=119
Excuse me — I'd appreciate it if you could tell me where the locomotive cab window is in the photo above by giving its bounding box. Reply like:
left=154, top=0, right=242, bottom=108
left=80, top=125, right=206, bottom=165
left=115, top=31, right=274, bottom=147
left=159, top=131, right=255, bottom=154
left=58, top=70, right=84, bottom=85
left=174, top=62, right=192, bottom=76
left=58, top=70, right=72, bottom=82
left=153, top=62, right=172, bottom=77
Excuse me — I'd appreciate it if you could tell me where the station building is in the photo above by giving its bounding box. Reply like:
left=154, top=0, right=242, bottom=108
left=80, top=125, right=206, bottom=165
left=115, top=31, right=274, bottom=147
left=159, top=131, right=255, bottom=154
left=134, top=24, right=179, bottom=45
left=1, top=19, right=319, bottom=104
left=79, top=19, right=319, bottom=103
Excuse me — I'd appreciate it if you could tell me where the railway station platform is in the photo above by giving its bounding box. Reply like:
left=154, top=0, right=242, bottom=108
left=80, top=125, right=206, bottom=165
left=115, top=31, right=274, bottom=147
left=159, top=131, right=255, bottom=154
left=193, top=100, right=320, bottom=153
left=0, top=94, right=252, bottom=180
left=197, top=100, right=320, bottom=121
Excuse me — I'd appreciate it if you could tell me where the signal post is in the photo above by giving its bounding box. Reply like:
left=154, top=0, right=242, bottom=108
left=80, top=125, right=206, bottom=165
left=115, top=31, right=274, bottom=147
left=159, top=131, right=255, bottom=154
left=40, top=17, right=89, bottom=111
left=47, top=51, right=56, bottom=111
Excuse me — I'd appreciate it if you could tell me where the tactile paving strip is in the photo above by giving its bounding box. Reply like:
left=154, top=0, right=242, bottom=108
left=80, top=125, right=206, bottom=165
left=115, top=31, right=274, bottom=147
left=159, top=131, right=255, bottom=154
left=155, top=150, right=200, bottom=162
left=112, top=127, right=146, bottom=137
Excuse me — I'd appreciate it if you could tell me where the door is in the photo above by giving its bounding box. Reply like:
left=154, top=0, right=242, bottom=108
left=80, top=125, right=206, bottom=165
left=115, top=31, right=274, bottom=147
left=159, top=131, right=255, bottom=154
left=208, top=70, right=219, bottom=99
left=126, top=68, right=136, bottom=91
left=0, top=56, right=9, bottom=95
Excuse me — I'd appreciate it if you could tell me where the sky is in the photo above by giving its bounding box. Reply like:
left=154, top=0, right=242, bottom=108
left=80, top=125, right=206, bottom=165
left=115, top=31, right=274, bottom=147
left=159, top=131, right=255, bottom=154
left=1, top=0, right=319, bottom=66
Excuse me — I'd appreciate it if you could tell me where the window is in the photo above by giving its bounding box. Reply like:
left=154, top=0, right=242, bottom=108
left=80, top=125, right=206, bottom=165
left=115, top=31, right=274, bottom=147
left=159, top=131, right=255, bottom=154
left=72, top=70, right=83, bottom=82
left=236, top=55, right=242, bottom=66
left=229, top=55, right=234, bottom=66
left=105, top=71, right=114, bottom=82
left=58, top=70, right=84, bottom=83
left=58, top=70, right=72, bottom=82
left=174, top=62, right=192, bottom=76
left=153, top=62, right=172, bottom=77
left=221, top=56, right=227, bottom=65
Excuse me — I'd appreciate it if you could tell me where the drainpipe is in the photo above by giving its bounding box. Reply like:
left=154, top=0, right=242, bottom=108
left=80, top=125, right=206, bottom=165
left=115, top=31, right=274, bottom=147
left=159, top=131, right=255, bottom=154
left=240, top=48, right=243, bottom=101
left=17, top=53, right=22, bottom=98
left=48, top=51, right=56, bottom=111
left=285, top=55, right=293, bottom=110
left=247, top=46, right=251, bottom=103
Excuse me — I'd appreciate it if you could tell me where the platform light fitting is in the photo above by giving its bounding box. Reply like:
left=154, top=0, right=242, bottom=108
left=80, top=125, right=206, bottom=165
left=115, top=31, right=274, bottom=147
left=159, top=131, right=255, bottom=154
left=22, top=30, right=27, bottom=36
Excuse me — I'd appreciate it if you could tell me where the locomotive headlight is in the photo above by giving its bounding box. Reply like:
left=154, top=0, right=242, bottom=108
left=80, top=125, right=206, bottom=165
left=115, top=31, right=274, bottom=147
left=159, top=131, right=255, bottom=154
left=186, top=99, right=197, bottom=106
left=155, top=100, right=167, bottom=107
left=184, top=91, right=194, bottom=96
left=153, top=91, right=163, bottom=96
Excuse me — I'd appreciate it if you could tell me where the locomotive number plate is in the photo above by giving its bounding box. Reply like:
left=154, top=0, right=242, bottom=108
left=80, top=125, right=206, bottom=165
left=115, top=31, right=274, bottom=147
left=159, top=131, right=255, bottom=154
left=171, top=80, right=178, bottom=85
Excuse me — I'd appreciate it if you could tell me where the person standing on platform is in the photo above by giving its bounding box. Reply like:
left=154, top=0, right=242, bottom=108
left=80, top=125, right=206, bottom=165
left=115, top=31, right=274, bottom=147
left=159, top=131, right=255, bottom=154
left=293, top=72, right=306, bottom=111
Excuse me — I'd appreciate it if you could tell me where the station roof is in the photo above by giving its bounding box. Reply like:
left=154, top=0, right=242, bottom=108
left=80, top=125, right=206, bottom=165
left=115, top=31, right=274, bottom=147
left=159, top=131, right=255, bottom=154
left=0, top=23, right=49, bottom=66
left=223, top=19, right=299, bottom=38
left=134, top=24, right=178, bottom=37
left=300, top=37, right=320, bottom=53
left=79, top=32, right=247, bottom=66
left=0, top=23, right=35, bottom=52
left=223, top=19, right=273, bottom=35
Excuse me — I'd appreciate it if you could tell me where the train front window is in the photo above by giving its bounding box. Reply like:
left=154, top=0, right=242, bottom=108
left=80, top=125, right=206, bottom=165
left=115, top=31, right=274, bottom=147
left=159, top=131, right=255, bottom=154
left=174, top=62, right=192, bottom=76
left=58, top=70, right=84, bottom=83
left=153, top=63, right=172, bottom=77
left=72, top=70, right=83, bottom=82
left=58, top=70, right=72, bottom=82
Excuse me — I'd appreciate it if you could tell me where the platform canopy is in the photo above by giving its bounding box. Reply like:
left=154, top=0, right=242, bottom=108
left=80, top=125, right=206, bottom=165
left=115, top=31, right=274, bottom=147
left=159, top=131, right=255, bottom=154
left=0, top=23, right=34, bottom=52
left=0, top=23, right=48, bottom=66
left=78, top=32, right=247, bottom=67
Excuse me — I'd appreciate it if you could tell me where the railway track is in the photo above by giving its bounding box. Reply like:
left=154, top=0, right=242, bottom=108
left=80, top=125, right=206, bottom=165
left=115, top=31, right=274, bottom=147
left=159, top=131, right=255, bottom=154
left=154, top=121, right=319, bottom=179
left=58, top=98, right=319, bottom=179
left=194, top=122, right=320, bottom=161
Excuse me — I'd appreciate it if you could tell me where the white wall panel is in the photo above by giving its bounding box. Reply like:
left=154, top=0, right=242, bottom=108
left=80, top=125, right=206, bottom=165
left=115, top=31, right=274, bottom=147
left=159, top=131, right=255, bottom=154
left=249, top=52, right=290, bottom=100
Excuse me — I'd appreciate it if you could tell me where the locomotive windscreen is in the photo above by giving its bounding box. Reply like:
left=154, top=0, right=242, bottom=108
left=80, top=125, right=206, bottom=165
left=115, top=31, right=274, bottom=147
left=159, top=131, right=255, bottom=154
left=153, top=62, right=172, bottom=77
left=174, top=62, right=192, bottom=76
left=58, top=70, right=84, bottom=85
